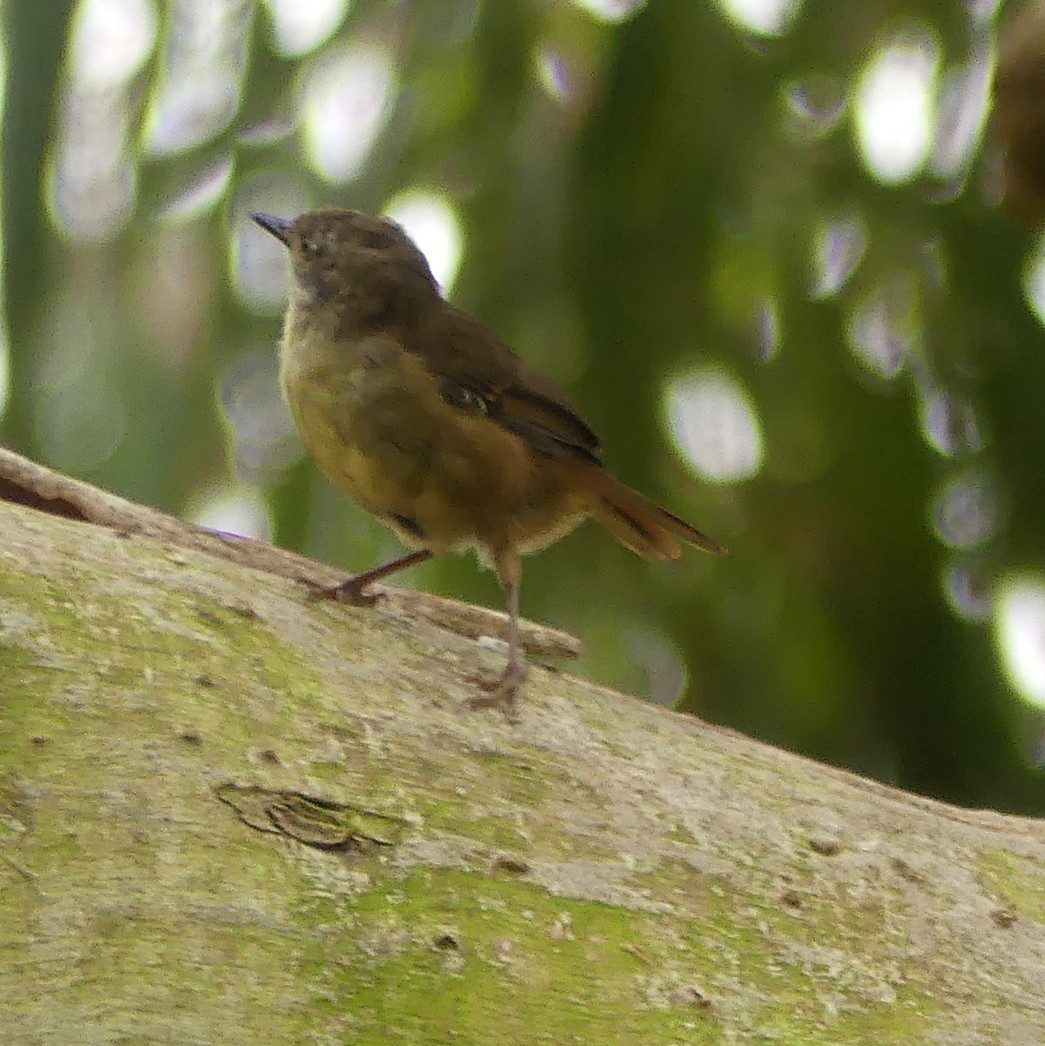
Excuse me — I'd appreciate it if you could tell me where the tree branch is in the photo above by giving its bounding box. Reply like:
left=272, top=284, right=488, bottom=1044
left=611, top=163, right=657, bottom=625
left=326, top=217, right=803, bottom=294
left=0, top=451, right=1042, bottom=1042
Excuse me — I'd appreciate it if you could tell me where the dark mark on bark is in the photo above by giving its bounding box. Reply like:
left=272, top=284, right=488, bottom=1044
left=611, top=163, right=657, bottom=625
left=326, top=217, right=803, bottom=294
left=214, top=783, right=406, bottom=852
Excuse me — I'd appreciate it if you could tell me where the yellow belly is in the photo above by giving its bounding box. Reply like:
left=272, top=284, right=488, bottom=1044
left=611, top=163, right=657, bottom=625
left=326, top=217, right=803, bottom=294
left=280, top=333, right=588, bottom=559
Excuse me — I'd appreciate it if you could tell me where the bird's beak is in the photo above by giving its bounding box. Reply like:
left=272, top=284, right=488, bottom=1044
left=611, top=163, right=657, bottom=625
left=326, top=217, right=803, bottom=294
left=251, top=212, right=294, bottom=246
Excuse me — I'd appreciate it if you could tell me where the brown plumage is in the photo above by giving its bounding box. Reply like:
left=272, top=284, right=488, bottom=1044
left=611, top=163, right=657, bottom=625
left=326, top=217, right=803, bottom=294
left=253, top=208, right=725, bottom=711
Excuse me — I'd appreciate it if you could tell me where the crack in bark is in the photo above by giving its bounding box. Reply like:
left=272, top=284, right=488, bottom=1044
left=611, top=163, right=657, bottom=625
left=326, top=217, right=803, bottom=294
left=214, top=783, right=407, bottom=852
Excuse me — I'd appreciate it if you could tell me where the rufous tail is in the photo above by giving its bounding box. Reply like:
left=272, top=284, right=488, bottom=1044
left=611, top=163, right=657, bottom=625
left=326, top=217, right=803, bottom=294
left=587, top=469, right=727, bottom=561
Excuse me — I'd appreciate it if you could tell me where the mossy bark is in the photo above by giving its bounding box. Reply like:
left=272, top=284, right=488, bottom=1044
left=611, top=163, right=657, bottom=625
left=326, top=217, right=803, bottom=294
left=0, top=461, right=1043, bottom=1044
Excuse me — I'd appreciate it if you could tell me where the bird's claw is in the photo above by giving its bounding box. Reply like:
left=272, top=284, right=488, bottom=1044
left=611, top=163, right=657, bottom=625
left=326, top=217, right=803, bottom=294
left=469, top=659, right=529, bottom=720
left=301, top=576, right=385, bottom=608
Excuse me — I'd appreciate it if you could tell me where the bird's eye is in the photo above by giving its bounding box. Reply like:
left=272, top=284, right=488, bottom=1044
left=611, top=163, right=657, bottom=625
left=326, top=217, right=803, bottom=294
left=363, top=229, right=393, bottom=250
left=300, top=237, right=318, bottom=254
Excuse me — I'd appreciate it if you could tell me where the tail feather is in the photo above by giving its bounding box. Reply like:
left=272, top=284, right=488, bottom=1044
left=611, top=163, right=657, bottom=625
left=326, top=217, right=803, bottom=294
left=587, top=470, right=727, bottom=560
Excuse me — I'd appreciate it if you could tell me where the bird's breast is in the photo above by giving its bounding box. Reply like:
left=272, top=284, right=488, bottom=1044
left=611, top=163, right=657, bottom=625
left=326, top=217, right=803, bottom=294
left=278, top=319, right=589, bottom=557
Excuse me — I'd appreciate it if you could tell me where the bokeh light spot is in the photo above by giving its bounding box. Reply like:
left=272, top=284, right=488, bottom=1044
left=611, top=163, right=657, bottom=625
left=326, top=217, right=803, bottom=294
left=51, top=0, right=155, bottom=241
left=384, top=191, right=464, bottom=295
left=931, top=44, right=992, bottom=180
left=811, top=213, right=866, bottom=299
left=918, top=388, right=984, bottom=458
left=69, top=0, right=157, bottom=92
left=716, top=0, right=802, bottom=36
left=0, top=330, right=10, bottom=424
left=50, top=128, right=136, bottom=241
left=261, top=0, right=348, bottom=57
left=783, top=75, right=847, bottom=140
left=190, top=487, right=273, bottom=541
left=159, top=154, right=234, bottom=222
left=1021, top=232, right=1045, bottom=330
left=665, top=367, right=764, bottom=484
left=845, top=275, right=919, bottom=380
left=943, top=560, right=992, bottom=623
left=627, top=625, right=687, bottom=707
left=569, top=0, right=647, bottom=24
left=220, top=350, right=301, bottom=481
left=930, top=469, right=1000, bottom=550
left=968, top=0, right=1003, bottom=25
left=144, top=0, right=252, bottom=156
left=755, top=298, right=782, bottom=360
left=302, top=44, right=395, bottom=183
left=995, top=576, right=1045, bottom=711
left=535, top=48, right=573, bottom=105
left=854, top=29, right=940, bottom=185
left=34, top=385, right=126, bottom=472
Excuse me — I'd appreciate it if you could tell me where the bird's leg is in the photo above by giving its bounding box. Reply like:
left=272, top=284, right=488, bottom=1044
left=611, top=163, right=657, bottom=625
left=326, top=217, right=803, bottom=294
left=306, top=549, right=433, bottom=607
left=470, top=553, right=528, bottom=717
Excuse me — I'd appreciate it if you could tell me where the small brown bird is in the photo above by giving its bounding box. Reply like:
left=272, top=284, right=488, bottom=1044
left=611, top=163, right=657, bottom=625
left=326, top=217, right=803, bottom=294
left=253, top=208, right=724, bottom=710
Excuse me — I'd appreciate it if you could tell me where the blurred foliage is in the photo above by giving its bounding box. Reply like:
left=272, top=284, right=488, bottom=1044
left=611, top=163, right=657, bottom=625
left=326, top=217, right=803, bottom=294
left=3, top=0, right=1045, bottom=814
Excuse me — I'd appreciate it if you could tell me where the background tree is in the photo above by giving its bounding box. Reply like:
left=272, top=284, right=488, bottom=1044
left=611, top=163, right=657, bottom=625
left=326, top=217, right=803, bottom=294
left=2, top=0, right=1044, bottom=813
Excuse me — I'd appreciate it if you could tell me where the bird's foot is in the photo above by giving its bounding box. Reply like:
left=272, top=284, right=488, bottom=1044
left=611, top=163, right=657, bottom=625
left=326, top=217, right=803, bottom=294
left=469, top=658, right=529, bottom=720
left=301, top=575, right=384, bottom=608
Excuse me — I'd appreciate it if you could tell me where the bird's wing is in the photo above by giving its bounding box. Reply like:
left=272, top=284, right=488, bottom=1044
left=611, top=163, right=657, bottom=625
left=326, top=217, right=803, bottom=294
left=411, top=304, right=603, bottom=464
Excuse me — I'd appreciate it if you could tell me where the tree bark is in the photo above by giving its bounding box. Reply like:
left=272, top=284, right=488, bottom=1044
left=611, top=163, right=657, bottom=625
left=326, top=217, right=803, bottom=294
left=0, top=449, right=1042, bottom=1044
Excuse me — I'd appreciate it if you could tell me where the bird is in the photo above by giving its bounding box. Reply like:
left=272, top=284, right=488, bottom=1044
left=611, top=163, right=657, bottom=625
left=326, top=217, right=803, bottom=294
left=252, top=208, right=725, bottom=711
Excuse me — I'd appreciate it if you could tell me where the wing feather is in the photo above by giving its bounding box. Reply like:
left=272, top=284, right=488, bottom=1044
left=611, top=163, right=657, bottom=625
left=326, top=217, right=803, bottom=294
left=408, top=303, right=602, bottom=463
